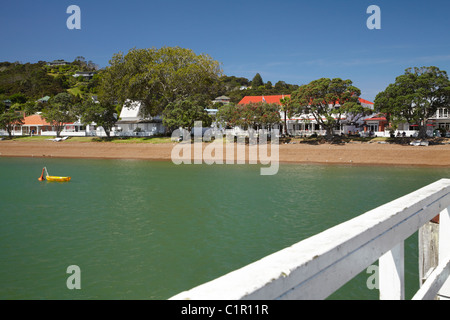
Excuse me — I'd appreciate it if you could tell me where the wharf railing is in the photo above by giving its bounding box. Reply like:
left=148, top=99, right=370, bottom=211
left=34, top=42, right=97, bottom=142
left=170, top=179, right=450, bottom=300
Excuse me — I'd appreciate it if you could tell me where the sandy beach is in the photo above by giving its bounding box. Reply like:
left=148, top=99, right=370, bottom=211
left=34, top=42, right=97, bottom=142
left=2, top=139, right=450, bottom=167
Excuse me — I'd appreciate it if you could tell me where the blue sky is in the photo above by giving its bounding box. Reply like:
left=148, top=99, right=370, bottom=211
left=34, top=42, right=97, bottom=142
left=1, top=0, right=449, bottom=102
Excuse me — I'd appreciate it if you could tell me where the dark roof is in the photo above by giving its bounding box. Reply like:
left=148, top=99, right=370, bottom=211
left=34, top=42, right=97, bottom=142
left=47, top=60, right=70, bottom=64
left=116, top=119, right=162, bottom=124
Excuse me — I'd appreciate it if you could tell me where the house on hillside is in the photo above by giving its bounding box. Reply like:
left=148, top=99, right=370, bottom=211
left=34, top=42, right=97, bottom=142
left=3, top=99, right=12, bottom=107
left=212, top=96, right=231, bottom=105
left=37, top=96, right=51, bottom=103
left=47, top=60, right=70, bottom=67
left=115, top=100, right=165, bottom=136
left=73, top=71, right=96, bottom=80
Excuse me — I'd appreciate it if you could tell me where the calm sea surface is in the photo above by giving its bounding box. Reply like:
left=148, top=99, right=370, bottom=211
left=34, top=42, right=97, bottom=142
left=0, top=157, right=449, bottom=300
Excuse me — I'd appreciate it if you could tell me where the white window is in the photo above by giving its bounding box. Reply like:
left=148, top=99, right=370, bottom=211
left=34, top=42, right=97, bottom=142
left=438, top=108, right=449, bottom=118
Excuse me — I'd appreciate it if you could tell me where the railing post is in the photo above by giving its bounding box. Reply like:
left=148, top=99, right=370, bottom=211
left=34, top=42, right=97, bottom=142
left=438, top=207, right=450, bottom=300
left=379, top=242, right=405, bottom=300
left=418, top=219, right=439, bottom=287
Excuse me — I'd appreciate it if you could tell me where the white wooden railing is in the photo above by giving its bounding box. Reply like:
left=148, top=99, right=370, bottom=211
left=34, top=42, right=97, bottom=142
left=170, top=179, right=450, bottom=300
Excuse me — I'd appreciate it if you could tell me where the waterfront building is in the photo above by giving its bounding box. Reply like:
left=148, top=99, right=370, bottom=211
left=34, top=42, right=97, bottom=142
left=21, top=114, right=54, bottom=136
left=237, top=95, right=375, bottom=136
left=115, top=100, right=165, bottom=136
left=363, top=109, right=450, bottom=138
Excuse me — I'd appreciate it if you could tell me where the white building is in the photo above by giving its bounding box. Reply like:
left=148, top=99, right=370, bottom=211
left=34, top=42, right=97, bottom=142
left=73, top=71, right=95, bottom=80
left=238, top=95, right=375, bottom=136
left=115, top=100, right=165, bottom=136
left=212, top=96, right=231, bottom=105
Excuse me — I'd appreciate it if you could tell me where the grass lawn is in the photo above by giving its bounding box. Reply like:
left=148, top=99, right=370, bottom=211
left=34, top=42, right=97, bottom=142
left=6, top=135, right=97, bottom=142
left=6, top=135, right=173, bottom=144
left=12, top=135, right=447, bottom=146
left=67, top=86, right=83, bottom=96
left=107, top=137, right=173, bottom=144
left=9, top=135, right=55, bottom=141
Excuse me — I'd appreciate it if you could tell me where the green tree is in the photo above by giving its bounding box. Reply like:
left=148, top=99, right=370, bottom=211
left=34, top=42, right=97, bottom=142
left=21, top=101, right=40, bottom=116
left=9, top=93, right=27, bottom=104
left=162, top=99, right=212, bottom=132
left=290, top=78, right=364, bottom=139
left=375, top=66, right=450, bottom=138
left=86, top=73, right=102, bottom=94
left=216, top=103, right=240, bottom=128
left=42, top=92, right=77, bottom=137
left=80, top=98, right=117, bottom=138
left=238, top=103, right=258, bottom=130
left=0, top=109, right=24, bottom=138
left=101, top=46, right=222, bottom=118
left=216, top=102, right=280, bottom=131
left=258, top=103, right=281, bottom=129
left=217, top=76, right=299, bottom=104
left=280, top=96, right=292, bottom=135
left=251, top=73, right=264, bottom=88
left=219, top=75, right=250, bottom=91
left=275, top=81, right=287, bottom=92
left=265, top=81, right=273, bottom=90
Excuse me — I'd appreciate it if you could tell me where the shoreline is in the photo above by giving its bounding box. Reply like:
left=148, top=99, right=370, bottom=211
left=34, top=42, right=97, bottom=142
left=1, top=140, right=450, bottom=168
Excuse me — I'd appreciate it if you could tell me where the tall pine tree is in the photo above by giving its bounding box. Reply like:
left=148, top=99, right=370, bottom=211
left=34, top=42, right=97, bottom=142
left=251, top=73, right=264, bottom=88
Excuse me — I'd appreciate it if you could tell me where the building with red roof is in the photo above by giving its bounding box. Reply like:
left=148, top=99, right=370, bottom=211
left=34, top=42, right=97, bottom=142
left=21, top=114, right=54, bottom=135
left=9, top=114, right=84, bottom=136
left=363, top=114, right=439, bottom=137
left=237, top=95, right=375, bottom=135
left=238, top=95, right=374, bottom=108
left=238, top=95, right=290, bottom=105
left=363, top=114, right=388, bottom=133
left=4, top=113, right=54, bottom=136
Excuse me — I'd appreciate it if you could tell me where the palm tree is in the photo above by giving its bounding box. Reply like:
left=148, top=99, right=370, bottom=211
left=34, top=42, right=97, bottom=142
left=280, top=96, right=291, bottom=136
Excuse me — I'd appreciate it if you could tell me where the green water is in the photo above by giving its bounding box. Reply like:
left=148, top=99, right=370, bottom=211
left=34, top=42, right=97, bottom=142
left=0, top=157, right=449, bottom=300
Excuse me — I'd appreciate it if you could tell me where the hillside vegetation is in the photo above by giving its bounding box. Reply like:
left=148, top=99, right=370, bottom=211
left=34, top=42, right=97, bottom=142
left=0, top=58, right=298, bottom=105
left=0, top=57, right=100, bottom=103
